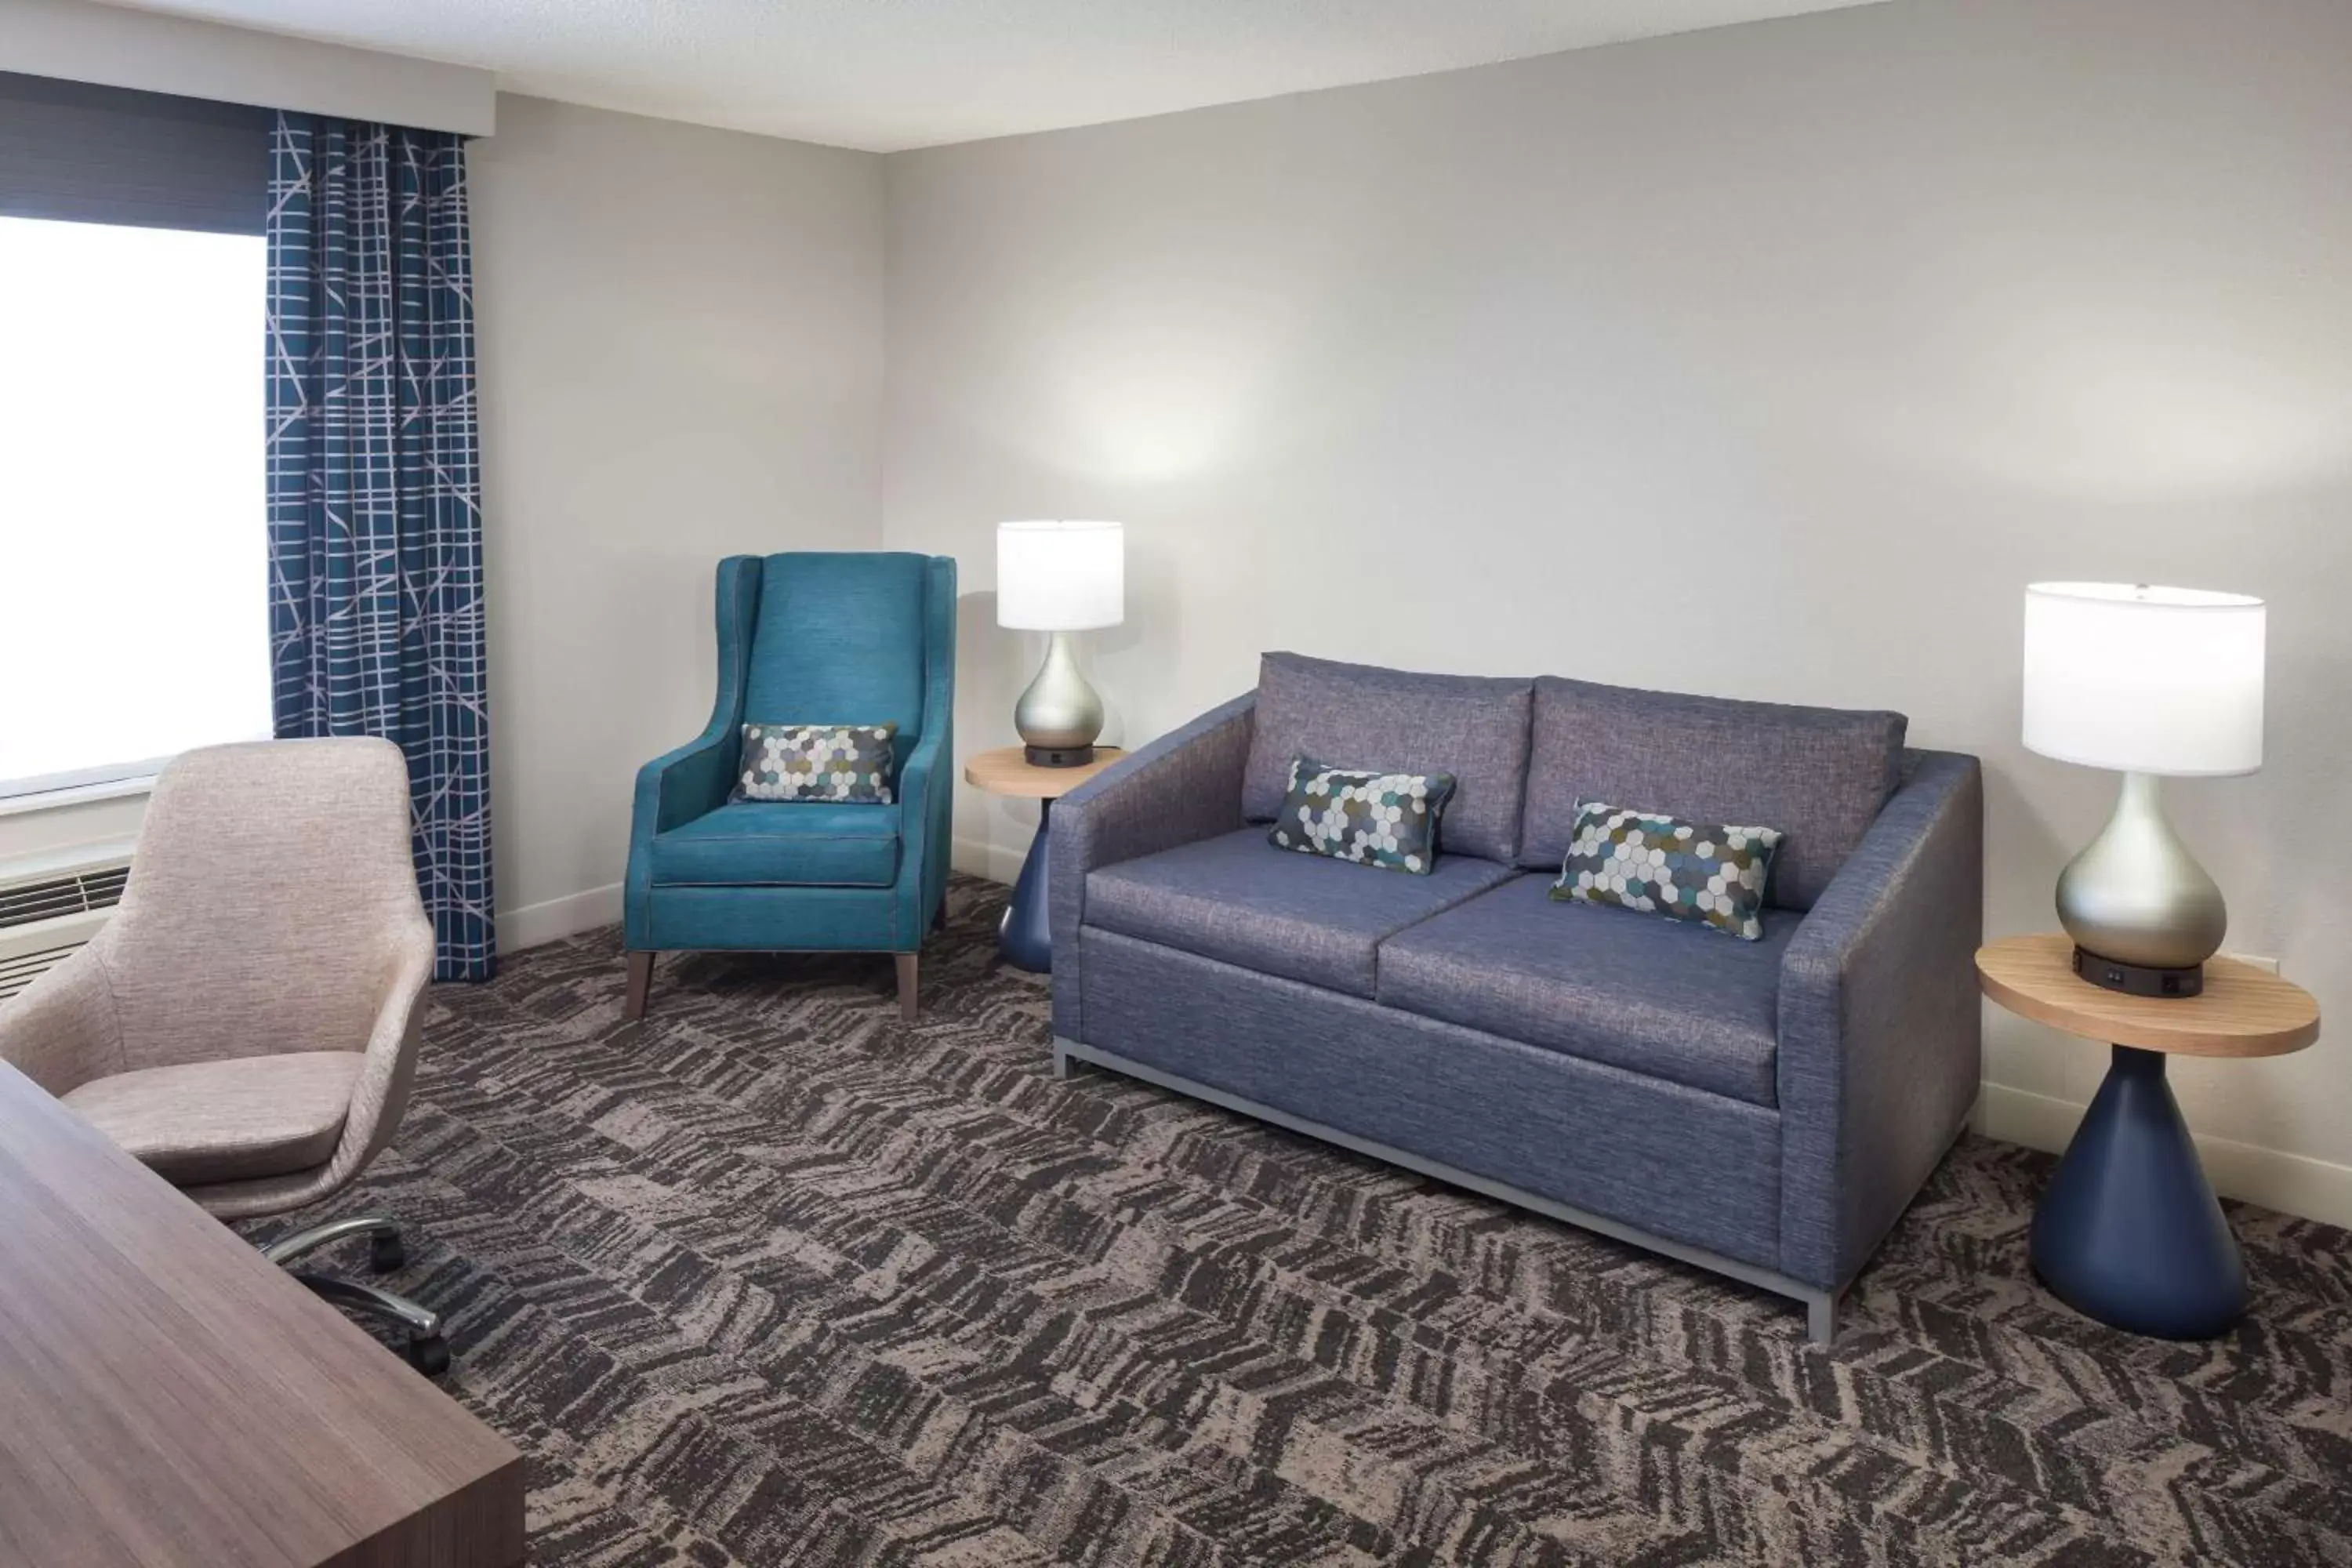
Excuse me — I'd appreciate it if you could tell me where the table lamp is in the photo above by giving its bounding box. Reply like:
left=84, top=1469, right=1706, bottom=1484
left=2022, top=582, right=2265, bottom=998
left=997, top=520, right=1123, bottom=766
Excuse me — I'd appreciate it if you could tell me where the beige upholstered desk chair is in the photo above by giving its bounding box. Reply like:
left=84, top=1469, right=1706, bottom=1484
left=0, top=738, right=452, bottom=1373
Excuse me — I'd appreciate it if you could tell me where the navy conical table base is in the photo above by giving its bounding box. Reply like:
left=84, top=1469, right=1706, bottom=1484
left=2030, top=1044, right=2246, bottom=1339
left=998, top=797, right=1055, bottom=973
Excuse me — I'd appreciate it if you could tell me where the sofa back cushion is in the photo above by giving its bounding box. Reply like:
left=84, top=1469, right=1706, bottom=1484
left=1243, top=652, right=1533, bottom=862
left=1518, top=677, right=1905, bottom=910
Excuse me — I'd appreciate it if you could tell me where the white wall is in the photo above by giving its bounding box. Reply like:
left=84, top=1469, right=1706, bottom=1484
left=880, top=0, right=2352, bottom=1220
left=474, top=94, right=885, bottom=946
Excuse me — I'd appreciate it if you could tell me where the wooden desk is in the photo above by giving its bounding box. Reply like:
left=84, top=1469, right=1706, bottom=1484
left=0, top=1061, right=524, bottom=1568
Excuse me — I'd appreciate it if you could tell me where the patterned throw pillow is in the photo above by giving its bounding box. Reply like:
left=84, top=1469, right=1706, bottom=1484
left=1549, top=800, right=1783, bottom=940
left=732, top=723, right=896, bottom=804
left=1268, top=753, right=1457, bottom=875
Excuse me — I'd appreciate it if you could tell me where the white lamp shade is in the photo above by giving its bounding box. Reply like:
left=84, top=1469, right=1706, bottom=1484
left=2022, top=583, right=2264, bottom=776
left=996, top=521, right=1124, bottom=630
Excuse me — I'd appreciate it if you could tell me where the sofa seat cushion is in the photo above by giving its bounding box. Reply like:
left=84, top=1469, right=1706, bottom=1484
left=63, top=1051, right=361, bottom=1186
left=1376, top=873, right=1797, bottom=1105
left=1086, top=826, right=1515, bottom=996
left=650, top=801, right=899, bottom=887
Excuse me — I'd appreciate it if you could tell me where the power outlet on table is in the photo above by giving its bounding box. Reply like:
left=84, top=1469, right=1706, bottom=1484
left=2221, top=952, right=2281, bottom=976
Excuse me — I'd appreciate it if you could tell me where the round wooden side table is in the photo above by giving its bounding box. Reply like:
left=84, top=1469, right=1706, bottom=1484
left=964, top=745, right=1124, bottom=973
left=1976, top=933, right=2319, bottom=1338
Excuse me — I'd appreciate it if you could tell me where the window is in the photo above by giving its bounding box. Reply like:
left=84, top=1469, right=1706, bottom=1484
left=0, top=215, right=270, bottom=799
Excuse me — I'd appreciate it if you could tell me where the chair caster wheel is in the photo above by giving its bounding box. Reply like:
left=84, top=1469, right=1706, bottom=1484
left=406, top=1335, right=450, bottom=1377
left=370, top=1232, right=406, bottom=1273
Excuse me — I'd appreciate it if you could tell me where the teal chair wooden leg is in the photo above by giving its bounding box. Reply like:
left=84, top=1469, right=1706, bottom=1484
left=625, top=951, right=654, bottom=1021
left=895, top=953, right=919, bottom=1022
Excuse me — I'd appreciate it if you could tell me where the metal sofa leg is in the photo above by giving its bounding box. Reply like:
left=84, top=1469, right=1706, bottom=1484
left=1807, top=1288, right=1841, bottom=1345
left=625, top=950, right=655, bottom=1020
left=895, top=952, right=919, bottom=1022
left=1052, top=1039, right=1074, bottom=1080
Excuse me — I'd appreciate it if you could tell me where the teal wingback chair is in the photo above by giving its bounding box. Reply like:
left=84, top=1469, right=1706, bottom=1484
left=625, top=552, right=956, bottom=1020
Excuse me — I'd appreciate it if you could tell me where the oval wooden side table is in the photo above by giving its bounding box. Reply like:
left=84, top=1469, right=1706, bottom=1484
left=963, top=745, right=1124, bottom=973
left=1976, top=933, right=2319, bottom=1338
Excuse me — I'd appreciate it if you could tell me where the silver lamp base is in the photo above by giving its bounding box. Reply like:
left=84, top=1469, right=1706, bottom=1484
left=2056, top=771, right=2227, bottom=999
left=1014, top=631, right=1105, bottom=768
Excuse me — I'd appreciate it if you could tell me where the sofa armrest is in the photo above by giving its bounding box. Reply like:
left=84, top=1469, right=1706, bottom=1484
left=1047, top=691, right=1256, bottom=1040
left=1777, top=748, right=1984, bottom=1292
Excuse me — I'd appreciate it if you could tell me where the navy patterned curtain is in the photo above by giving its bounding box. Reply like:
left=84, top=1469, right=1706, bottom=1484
left=266, top=114, right=494, bottom=980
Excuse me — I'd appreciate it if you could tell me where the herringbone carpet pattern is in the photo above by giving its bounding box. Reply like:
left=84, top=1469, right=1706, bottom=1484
left=256, top=877, right=2352, bottom=1566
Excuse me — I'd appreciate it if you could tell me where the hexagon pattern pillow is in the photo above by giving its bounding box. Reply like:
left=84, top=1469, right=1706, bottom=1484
left=733, top=722, right=897, bottom=804
left=1268, top=753, right=1457, bottom=875
left=1550, top=800, right=1783, bottom=939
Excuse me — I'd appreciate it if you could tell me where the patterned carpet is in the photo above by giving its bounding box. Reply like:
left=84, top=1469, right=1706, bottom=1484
left=256, top=877, right=2352, bottom=1567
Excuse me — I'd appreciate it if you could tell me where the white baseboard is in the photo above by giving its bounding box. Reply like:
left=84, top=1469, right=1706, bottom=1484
left=952, top=835, right=1024, bottom=886
left=497, top=880, right=622, bottom=953
left=1978, top=1081, right=2352, bottom=1230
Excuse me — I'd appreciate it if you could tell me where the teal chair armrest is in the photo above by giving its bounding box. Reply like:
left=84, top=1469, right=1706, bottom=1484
left=633, top=729, right=735, bottom=839
left=625, top=556, right=761, bottom=948
left=895, top=555, right=958, bottom=945
left=897, top=725, right=949, bottom=837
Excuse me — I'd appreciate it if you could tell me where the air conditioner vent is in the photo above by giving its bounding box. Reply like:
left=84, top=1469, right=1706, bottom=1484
left=0, top=843, right=136, bottom=1006
left=78, top=865, right=131, bottom=906
left=0, top=866, right=130, bottom=932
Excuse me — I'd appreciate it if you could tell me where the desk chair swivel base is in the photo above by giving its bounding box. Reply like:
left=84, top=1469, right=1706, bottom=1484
left=263, top=1214, right=450, bottom=1376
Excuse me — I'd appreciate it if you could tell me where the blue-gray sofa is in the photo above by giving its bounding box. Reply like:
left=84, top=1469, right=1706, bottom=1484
left=1047, top=653, right=1983, bottom=1341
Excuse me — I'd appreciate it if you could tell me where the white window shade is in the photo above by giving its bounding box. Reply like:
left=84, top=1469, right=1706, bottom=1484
left=0, top=216, right=270, bottom=797
left=2022, top=583, right=2265, bottom=777
left=996, top=521, right=1124, bottom=631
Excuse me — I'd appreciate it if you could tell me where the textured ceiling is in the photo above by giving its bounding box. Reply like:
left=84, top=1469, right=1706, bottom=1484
left=88, top=0, right=1886, bottom=151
